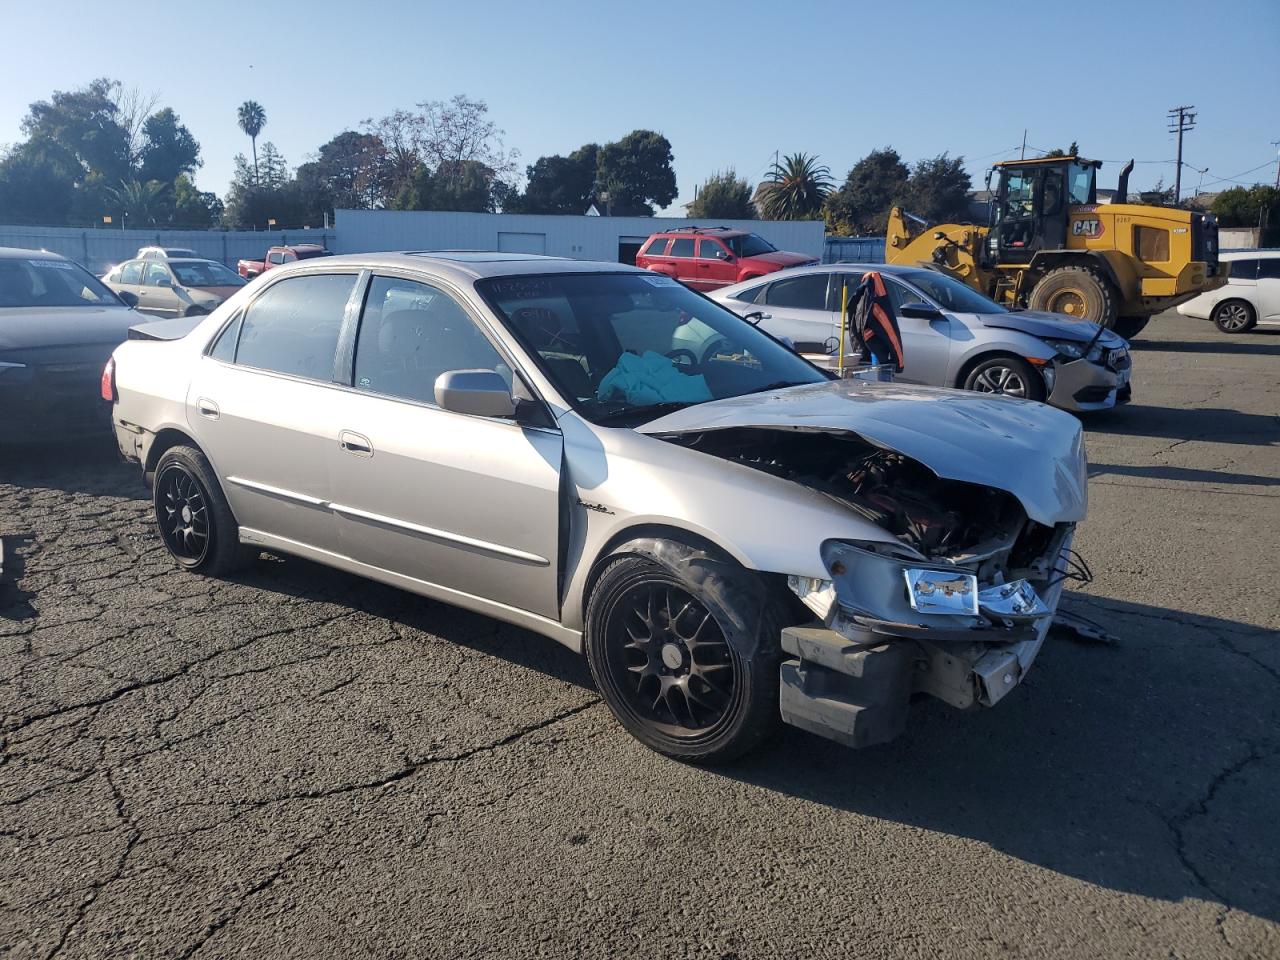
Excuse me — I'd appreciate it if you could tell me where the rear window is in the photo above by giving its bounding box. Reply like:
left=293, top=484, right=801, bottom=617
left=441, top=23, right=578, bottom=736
left=764, top=273, right=829, bottom=310
left=234, top=273, right=356, bottom=380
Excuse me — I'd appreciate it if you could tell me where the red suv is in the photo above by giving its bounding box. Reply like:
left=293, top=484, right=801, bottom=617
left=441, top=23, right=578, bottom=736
left=634, top=226, right=817, bottom=291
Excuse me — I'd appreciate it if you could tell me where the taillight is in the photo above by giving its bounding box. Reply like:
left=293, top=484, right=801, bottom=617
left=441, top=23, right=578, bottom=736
left=100, top=356, right=117, bottom=402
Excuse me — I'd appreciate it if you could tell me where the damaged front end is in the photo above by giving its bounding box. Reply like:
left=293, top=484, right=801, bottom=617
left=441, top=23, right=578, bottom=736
left=658, top=424, right=1086, bottom=749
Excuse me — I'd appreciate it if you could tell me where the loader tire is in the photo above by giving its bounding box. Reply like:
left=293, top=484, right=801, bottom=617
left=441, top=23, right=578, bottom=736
left=1029, top=266, right=1119, bottom=328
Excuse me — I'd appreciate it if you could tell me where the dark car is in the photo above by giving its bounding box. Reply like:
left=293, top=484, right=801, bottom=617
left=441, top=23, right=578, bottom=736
left=0, top=248, right=147, bottom=442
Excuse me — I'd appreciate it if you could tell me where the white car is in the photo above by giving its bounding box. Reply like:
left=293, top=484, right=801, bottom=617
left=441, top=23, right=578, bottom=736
left=1176, top=250, right=1280, bottom=333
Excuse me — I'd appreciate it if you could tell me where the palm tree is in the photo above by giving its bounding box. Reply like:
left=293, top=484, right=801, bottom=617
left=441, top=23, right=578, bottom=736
left=760, top=152, right=834, bottom=220
left=237, top=101, right=267, bottom=184
left=109, top=179, right=166, bottom=225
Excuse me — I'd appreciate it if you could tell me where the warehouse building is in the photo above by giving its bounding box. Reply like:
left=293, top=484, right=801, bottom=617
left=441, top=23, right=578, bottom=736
left=334, top=209, right=826, bottom=265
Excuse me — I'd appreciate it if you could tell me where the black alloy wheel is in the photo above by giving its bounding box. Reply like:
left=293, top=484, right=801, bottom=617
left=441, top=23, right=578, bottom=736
left=155, top=462, right=211, bottom=567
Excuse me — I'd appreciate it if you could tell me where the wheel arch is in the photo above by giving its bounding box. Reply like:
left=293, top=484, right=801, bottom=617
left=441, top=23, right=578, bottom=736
left=954, top=348, right=1041, bottom=390
left=1026, top=250, right=1129, bottom=298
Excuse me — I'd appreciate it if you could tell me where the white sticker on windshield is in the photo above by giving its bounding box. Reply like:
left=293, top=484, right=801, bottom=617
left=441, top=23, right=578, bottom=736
left=641, top=273, right=679, bottom=287
left=29, top=260, right=77, bottom=270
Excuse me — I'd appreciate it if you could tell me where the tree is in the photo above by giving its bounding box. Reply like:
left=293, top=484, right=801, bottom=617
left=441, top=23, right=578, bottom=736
left=295, top=131, right=389, bottom=218
left=169, top=174, right=222, bottom=227
left=108, top=179, right=167, bottom=226
left=21, top=77, right=132, bottom=185
left=759, top=152, right=832, bottom=220
left=824, top=147, right=909, bottom=235
left=391, top=159, right=497, bottom=213
left=686, top=169, right=755, bottom=219
left=1045, top=141, right=1081, bottom=158
left=112, top=85, right=161, bottom=167
left=0, top=139, right=79, bottom=224
left=138, top=108, right=201, bottom=184
left=900, top=153, right=972, bottom=223
left=509, top=146, right=599, bottom=214
left=237, top=100, right=267, bottom=184
left=1212, top=184, right=1280, bottom=227
left=596, top=130, right=677, bottom=215
left=256, top=142, right=289, bottom=190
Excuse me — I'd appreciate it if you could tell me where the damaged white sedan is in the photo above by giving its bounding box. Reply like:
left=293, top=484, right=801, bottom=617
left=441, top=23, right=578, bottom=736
left=105, top=253, right=1088, bottom=762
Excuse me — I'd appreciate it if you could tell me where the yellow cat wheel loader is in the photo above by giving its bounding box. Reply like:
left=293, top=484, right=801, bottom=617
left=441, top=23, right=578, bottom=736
left=886, top=156, right=1223, bottom=339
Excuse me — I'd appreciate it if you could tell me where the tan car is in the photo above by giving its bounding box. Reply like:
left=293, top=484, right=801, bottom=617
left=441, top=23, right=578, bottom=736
left=103, top=257, right=246, bottom=318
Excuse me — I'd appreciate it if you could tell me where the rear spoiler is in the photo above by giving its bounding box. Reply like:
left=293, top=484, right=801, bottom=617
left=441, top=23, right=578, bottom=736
left=127, top=316, right=203, bottom=341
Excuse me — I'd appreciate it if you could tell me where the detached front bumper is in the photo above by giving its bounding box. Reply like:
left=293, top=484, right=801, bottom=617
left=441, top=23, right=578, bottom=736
left=778, top=542, right=1070, bottom=750
left=1046, top=353, right=1131, bottom=413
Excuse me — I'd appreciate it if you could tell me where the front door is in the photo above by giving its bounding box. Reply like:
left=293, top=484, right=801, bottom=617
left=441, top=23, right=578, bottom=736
left=188, top=271, right=361, bottom=555
left=137, top=262, right=182, bottom=316
left=882, top=277, right=952, bottom=385
left=327, top=274, right=563, bottom=620
left=694, top=238, right=739, bottom=289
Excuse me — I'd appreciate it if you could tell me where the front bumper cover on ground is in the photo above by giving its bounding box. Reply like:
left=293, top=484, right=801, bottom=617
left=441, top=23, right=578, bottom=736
left=1047, top=355, right=1132, bottom=413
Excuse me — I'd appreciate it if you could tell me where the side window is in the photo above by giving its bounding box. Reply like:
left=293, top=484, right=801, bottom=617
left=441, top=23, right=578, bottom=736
left=1256, top=259, right=1280, bottom=280
left=765, top=273, right=829, bottom=310
left=282, top=252, right=297, bottom=263
left=209, top=313, right=243, bottom=362
left=1042, top=171, right=1064, bottom=216
left=353, top=276, right=507, bottom=407
left=829, top=273, right=865, bottom=311
left=885, top=280, right=919, bottom=312
left=267, top=251, right=284, bottom=265
left=120, top=261, right=144, bottom=285
left=1231, top=259, right=1259, bottom=281
left=698, top=239, right=728, bottom=260
left=643, top=237, right=669, bottom=257
left=730, top=283, right=766, bottom=304
left=144, top=263, right=171, bottom=286
left=235, top=274, right=356, bottom=380
left=669, top=238, right=695, bottom=258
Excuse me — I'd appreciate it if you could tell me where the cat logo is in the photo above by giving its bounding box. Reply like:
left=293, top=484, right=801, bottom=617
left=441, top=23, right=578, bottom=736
left=1072, top=218, right=1104, bottom=239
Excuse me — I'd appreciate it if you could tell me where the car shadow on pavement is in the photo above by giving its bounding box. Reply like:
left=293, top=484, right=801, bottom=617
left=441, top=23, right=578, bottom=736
left=1088, top=462, right=1280, bottom=486
left=1133, top=335, right=1280, bottom=356
left=1087, top=404, right=1280, bottom=445
left=717, top=593, right=1280, bottom=924
left=0, top=438, right=140, bottom=498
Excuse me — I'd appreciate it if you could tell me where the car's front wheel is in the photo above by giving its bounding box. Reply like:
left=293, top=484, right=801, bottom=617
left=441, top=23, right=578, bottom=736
left=585, top=552, right=783, bottom=763
left=153, top=445, right=256, bottom=575
left=1212, top=299, right=1257, bottom=333
left=963, top=355, right=1047, bottom=402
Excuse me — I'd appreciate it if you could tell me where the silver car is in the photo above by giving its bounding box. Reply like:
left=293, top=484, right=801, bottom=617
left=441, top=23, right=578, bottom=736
left=710, top=264, right=1132, bottom=413
left=106, top=253, right=1088, bottom=761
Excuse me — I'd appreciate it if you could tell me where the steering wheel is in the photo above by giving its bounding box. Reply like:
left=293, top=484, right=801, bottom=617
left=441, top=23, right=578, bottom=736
left=665, top=348, right=699, bottom=371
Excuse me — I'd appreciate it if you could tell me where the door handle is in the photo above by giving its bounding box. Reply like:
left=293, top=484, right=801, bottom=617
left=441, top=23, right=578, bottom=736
left=196, top=398, right=219, bottom=419
left=338, top=430, right=373, bottom=456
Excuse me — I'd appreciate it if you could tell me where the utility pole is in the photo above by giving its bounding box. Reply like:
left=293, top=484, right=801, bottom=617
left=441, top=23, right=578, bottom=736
left=1020, top=129, right=1027, bottom=161
left=1167, top=105, right=1197, bottom=203
left=1272, top=140, right=1280, bottom=189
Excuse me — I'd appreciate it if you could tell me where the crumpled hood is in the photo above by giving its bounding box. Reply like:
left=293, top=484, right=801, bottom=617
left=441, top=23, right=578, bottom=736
left=640, top=379, right=1088, bottom=526
left=976, top=309, right=1119, bottom=345
left=0, top=305, right=143, bottom=354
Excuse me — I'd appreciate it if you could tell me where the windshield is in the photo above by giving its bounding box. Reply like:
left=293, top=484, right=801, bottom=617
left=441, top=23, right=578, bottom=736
left=900, top=270, right=1008, bottom=314
left=726, top=233, right=777, bottom=258
left=170, top=260, right=246, bottom=287
left=0, top=257, right=122, bottom=309
left=477, top=272, right=827, bottom=425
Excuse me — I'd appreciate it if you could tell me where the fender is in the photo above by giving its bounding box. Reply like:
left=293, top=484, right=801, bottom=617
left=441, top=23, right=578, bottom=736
left=1026, top=249, right=1134, bottom=298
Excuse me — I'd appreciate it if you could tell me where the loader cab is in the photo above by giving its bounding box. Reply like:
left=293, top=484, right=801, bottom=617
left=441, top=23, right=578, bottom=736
left=986, top=158, right=1099, bottom=265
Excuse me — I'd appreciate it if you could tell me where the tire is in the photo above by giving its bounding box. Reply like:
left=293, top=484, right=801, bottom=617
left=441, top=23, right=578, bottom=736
left=1212, top=299, right=1257, bottom=334
left=1028, top=266, right=1119, bottom=327
left=584, top=552, right=784, bottom=763
left=1113, top=316, right=1150, bottom=339
left=962, top=355, right=1047, bottom=402
left=153, top=445, right=256, bottom=576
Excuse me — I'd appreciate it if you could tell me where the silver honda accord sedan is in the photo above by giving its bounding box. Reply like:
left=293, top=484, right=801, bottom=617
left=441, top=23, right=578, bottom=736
left=105, top=252, right=1088, bottom=762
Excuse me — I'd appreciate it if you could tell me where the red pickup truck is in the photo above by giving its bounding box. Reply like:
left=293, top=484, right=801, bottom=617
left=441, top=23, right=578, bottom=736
left=237, top=243, right=333, bottom=279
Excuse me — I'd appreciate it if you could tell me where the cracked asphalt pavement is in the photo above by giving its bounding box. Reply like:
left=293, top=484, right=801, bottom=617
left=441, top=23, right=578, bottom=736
left=2, top=311, right=1277, bottom=959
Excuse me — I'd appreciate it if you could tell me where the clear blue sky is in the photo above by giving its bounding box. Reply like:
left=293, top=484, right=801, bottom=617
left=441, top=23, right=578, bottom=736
left=3, top=0, right=1278, bottom=211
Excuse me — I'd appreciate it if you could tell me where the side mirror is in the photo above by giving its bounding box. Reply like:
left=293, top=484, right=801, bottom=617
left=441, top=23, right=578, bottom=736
left=434, top=369, right=516, bottom=418
left=899, top=301, right=943, bottom=320
left=117, top=290, right=139, bottom=308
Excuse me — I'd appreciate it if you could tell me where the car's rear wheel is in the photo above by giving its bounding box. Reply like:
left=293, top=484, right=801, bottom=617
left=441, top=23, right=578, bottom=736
left=153, top=445, right=256, bottom=575
left=963, top=355, right=1047, bottom=402
left=585, top=553, right=782, bottom=763
left=1212, top=299, right=1256, bottom=333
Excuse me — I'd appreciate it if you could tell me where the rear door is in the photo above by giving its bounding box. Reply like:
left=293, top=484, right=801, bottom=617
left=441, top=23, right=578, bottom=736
left=187, top=270, right=362, bottom=555
left=759, top=272, right=836, bottom=352
left=326, top=273, right=563, bottom=620
left=666, top=237, right=698, bottom=286
left=694, top=238, right=739, bottom=289
left=1254, top=258, right=1280, bottom=320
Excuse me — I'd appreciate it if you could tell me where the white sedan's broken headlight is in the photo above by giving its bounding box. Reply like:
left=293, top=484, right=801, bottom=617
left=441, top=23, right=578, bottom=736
left=903, top=568, right=979, bottom=615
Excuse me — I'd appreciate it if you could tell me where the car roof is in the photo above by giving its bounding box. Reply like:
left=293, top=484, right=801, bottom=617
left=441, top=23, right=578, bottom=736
left=655, top=227, right=749, bottom=237
left=273, top=251, right=646, bottom=283
left=0, top=246, right=69, bottom=261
